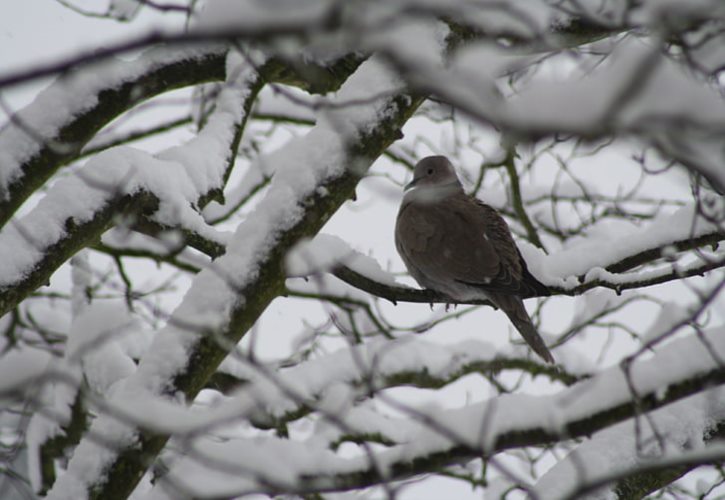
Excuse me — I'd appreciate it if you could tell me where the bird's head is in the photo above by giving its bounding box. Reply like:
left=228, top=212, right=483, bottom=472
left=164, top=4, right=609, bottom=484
left=405, top=156, right=463, bottom=192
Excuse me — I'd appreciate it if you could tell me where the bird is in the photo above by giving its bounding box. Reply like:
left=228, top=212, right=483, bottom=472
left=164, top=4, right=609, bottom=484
left=394, top=155, right=555, bottom=363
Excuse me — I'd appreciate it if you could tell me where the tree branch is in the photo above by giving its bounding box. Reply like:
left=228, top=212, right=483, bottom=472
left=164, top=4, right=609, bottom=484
left=0, top=48, right=226, bottom=230
left=153, top=329, right=725, bottom=497
left=295, top=366, right=725, bottom=494
left=504, top=144, right=546, bottom=251
left=46, top=54, right=427, bottom=500
left=0, top=52, right=369, bottom=319
left=563, top=424, right=725, bottom=500
left=330, top=247, right=725, bottom=303
left=0, top=48, right=365, bottom=231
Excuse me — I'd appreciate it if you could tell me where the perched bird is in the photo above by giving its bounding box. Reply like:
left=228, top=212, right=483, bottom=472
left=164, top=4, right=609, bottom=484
left=395, top=155, right=554, bottom=363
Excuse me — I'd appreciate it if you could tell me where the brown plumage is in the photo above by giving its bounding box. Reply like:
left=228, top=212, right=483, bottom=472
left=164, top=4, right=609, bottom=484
left=395, top=155, right=554, bottom=363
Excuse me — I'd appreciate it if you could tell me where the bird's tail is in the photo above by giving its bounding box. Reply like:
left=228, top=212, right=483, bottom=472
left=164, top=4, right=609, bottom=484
left=490, top=293, right=555, bottom=364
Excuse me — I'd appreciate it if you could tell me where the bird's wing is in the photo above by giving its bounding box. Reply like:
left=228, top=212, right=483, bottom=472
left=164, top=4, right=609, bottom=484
left=396, top=194, right=549, bottom=297
left=458, top=199, right=549, bottom=297
left=396, top=195, right=519, bottom=292
left=451, top=198, right=529, bottom=294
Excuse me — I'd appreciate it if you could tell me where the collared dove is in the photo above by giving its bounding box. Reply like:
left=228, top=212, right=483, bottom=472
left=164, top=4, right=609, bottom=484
left=395, top=155, right=554, bottom=363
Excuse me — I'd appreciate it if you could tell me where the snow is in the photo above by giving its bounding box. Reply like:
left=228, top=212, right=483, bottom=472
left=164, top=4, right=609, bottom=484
left=233, top=336, right=498, bottom=423
left=0, top=346, right=53, bottom=396
left=640, top=301, right=691, bottom=345
left=194, top=0, right=334, bottom=32
left=147, top=435, right=348, bottom=498
left=568, top=289, right=626, bottom=330
left=540, top=202, right=723, bottom=285
left=0, top=146, right=225, bottom=288
left=299, top=197, right=722, bottom=295
left=386, top=0, right=558, bottom=39
left=396, top=34, right=725, bottom=185
left=8, top=2, right=725, bottom=498
left=366, top=17, right=449, bottom=73
left=85, top=336, right=498, bottom=436
left=39, top=48, right=259, bottom=500
left=635, top=0, right=725, bottom=26
left=452, top=41, right=534, bottom=83
left=688, top=29, right=725, bottom=74
left=46, top=48, right=413, bottom=499
left=201, top=83, right=317, bottom=224
left=142, top=325, right=725, bottom=496
left=286, top=233, right=400, bottom=286
left=510, top=36, right=725, bottom=132
left=0, top=44, right=225, bottom=201
left=533, top=388, right=725, bottom=499
left=0, top=48, right=257, bottom=291
left=253, top=87, right=317, bottom=123
left=66, top=302, right=142, bottom=394
left=158, top=51, right=260, bottom=199
left=318, top=56, right=404, bottom=138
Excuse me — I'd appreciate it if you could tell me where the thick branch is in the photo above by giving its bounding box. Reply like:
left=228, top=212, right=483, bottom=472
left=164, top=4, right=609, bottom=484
left=564, top=423, right=725, bottom=499
left=131, top=210, right=725, bottom=305
left=330, top=232, right=725, bottom=303
left=0, top=192, right=159, bottom=318
left=0, top=10, right=618, bottom=90
left=154, top=329, right=725, bottom=497
left=330, top=257, right=725, bottom=304
left=49, top=58, right=427, bottom=499
left=606, top=231, right=724, bottom=273
left=38, top=393, right=87, bottom=495
left=0, top=49, right=226, bottom=230
left=0, top=49, right=365, bottom=231
left=296, top=365, right=725, bottom=494
left=212, top=354, right=583, bottom=431
left=0, top=54, right=368, bottom=319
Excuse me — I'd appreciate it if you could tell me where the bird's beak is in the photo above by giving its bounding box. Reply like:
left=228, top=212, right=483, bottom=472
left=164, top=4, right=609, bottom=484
left=404, top=178, right=418, bottom=191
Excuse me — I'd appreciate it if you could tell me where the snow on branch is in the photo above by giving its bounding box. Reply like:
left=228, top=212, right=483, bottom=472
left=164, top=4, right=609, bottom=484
left=378, top=32, right=725, bottom=190
left=214, top=337, right=578, bottom=431
left=7, top=3, right=725, bottom=498
left=0, top=45, right=227, bottom=230
left=184, top=211, right=725, bottom=303
left=0, top=42, right=368, bottom=233
left=534, top=389, right=725, bottom=499
left=144, top=324, right=725, bottom=497
left=0, top=53, right=261, bottom=319
left=0, top=0, right=617, bottom=91
left=45, top=41, right=432, bottom=498
left=117, top=197, right=725, bottom=305
left=334, top=198, right=725, bottom=300
left=16, top=338, right=571, bottom=445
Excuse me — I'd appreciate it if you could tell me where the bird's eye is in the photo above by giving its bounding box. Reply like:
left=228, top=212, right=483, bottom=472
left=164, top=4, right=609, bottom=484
left=427, top=168, right=433, bottom=175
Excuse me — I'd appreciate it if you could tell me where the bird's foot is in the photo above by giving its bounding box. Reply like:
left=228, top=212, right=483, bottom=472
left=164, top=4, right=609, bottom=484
left=444, top=302, right=459, bottom=312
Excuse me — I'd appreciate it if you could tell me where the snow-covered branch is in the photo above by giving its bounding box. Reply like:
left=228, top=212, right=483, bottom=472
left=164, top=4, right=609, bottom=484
left=146, top=325, right=725, bottom=497
left=0, top=45, right=367, bottom=232
left=45, top=48, right=429, bottom=499
left=0, top=49, right=371, bottom=319
left=138, top=221, right=725, bottom=304
left=535, top=393, right=725, bottom=500
left=210, top=338, right=578, bottom=430
left=0, top=45, right=227, bottom=229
